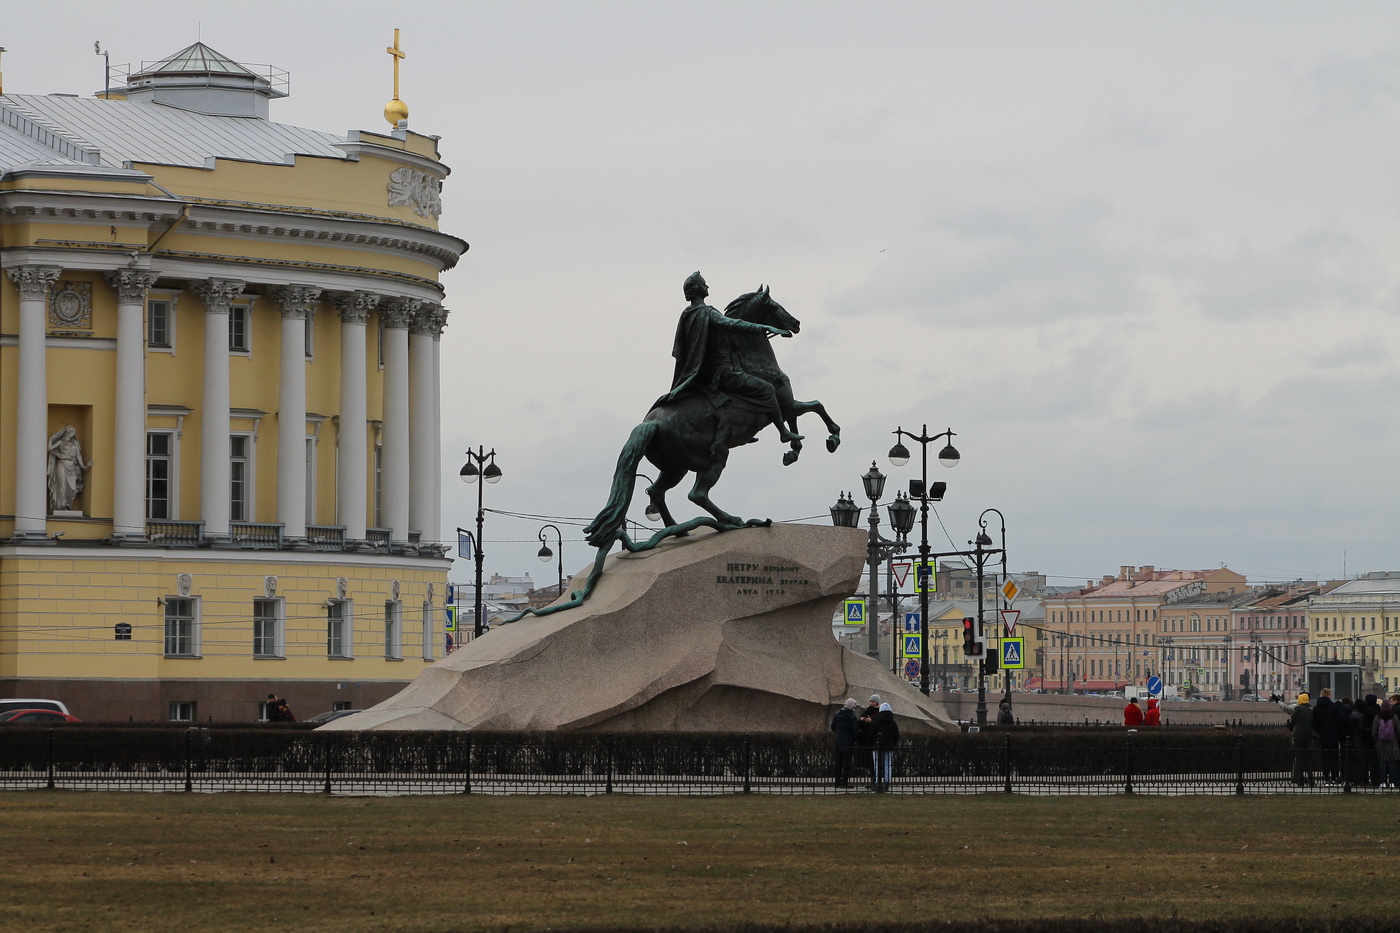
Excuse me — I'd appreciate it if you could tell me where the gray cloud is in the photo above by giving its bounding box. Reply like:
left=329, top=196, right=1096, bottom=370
left=1192, top=229, right=1388, bottom=320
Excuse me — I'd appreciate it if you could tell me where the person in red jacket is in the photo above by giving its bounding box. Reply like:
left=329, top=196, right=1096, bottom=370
left=1144, top=698, right=1161, bottom=726
left=1123, top=697, right=1145, bottom=727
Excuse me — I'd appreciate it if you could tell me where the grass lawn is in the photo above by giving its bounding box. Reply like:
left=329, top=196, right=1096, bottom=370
left=3, top=791, right=1397, bottom=932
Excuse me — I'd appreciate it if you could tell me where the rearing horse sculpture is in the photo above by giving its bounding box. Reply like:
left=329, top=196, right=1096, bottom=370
left=514, top=285, right=840, bottom=619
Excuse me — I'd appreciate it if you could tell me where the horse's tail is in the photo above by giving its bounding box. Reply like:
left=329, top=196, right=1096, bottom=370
left=583, top=420, right=659, bottom=548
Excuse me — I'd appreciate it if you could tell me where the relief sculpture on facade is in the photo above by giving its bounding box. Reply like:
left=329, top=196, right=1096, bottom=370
left=387, top=167, right=442, bottom=219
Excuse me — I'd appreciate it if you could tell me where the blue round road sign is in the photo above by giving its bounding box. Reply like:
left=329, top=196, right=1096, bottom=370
left=1146, top=675, right=1162, bottom=696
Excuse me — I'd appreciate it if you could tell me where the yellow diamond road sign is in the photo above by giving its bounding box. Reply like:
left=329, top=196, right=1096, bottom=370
left=1001, top=579, right=1019, bottom=603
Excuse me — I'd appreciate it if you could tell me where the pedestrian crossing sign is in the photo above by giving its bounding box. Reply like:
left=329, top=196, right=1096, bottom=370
left=1000, top=637, right=1025, bottom=670
left=913, top=560, right=937, bottom=593
left=843, top=598, right=866, bottom=625
left=445, top=606, right=458, bottom=633
left=902, top=635, right=922, bottom=658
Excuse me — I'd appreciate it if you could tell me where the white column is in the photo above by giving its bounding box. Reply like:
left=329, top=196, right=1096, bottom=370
left=6, top=266, right=61, bottom=537
left=191, top=278, right=244, bottom=539
left=379, top=298, right=416, bottom=543
left=271, top=286, right=320, bottom=539
left=408, top=304, right=440, bottom=546
left=431, top=307, right=448, bottom=551
left=332, top=291, right=376, bottom=541
left=104, top=269, right=160, bottom=540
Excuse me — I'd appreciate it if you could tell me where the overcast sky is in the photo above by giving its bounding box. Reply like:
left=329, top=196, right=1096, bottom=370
left=9, top=2, right=1400, bottom=590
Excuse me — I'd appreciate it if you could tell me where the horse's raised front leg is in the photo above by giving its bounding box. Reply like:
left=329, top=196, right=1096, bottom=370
left=782, top=419, right=803, bottom=466
left=788, top=399, right=841, bottom=453
left=687, top=461, right=743, bottom=527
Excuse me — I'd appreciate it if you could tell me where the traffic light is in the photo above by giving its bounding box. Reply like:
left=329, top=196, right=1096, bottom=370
left=961, top=617, right=982, bottom=657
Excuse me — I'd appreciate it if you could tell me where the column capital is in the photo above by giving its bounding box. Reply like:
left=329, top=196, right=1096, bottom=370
left=104, top=269, right=160, bottom=304
left=409, top=302, right=445, bottom=336
left=191, top=278, right=246, bottom=314
left=330, top=290, right=380, bottom=325
left=269, top=285, right=322, bottom=320
left=380, top=297, right=421, bottom=330
left=430, top=307, right=451, bottom=340
left=6, top=265, right=62, bottom=300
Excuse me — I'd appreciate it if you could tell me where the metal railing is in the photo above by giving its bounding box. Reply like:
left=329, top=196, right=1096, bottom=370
left=0, top=730, right=1380, bottom=797
left=144, top=520, right=204, bottom=547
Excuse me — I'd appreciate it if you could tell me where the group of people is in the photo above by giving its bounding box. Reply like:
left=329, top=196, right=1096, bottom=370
left=1279, top=689, right=1400, bottom=788
left=265, top=693, right=296, bottom=722
left=830, top=695, right=900, bottom=791
left=1122, top=696, right=1162, bottom=727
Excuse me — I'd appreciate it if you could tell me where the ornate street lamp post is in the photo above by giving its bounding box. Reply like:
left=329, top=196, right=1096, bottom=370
left=830, top=469, right=910, bottom=663
left=459, top=446, right=501, bottom=638
left=888, top=426, right=958, bottom=696
left=537, top=523, right=564, bottom=597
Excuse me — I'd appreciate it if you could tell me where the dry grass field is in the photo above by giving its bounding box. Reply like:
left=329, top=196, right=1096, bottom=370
left=3, top=791, right=1397, bottom=932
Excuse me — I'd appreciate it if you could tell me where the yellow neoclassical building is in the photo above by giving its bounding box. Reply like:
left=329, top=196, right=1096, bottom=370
left=0, top=42, right=467, bottom=721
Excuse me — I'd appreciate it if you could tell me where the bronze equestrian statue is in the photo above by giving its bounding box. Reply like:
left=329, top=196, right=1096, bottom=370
left=513, top=272, right=840, bottom=619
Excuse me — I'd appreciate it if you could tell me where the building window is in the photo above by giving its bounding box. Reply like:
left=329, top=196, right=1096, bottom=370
left=164, top=597, right=199, bottom=657
left=305, top=435, right=317, bottom=525
left=147, top=297, right=173, bottom=349
left=230, top=434, right=252, bottom=522
left=373, top=444, right=383, bottom=528
left=229, top=302, right=251, bottom=353
left=421, top=601, right=434, bottom=660
left=327, top=599, right=353, bottom=658
left=385, top=601, right=402, bottom=659
left=146, top=432, right=173, bottom=520
left=253, top=597, right=283, bottom=658
left=168, top=701, right=196, bottom=722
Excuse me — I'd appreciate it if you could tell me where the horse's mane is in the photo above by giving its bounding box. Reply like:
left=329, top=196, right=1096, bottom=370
left=724, top=289, right=765, bottom=319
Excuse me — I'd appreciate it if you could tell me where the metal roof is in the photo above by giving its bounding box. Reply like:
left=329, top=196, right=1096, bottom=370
left=0, top=93, right=349, bottom=172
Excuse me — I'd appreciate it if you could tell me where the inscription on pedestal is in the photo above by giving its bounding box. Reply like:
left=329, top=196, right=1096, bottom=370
left=715, top=562, right=811, bottom=596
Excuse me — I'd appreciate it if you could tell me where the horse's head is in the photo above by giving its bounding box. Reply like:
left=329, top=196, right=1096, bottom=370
left=725, top=284, right=801, bottom=335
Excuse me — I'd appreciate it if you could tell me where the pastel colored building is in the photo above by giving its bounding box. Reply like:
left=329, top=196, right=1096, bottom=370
left=1307, top=572, right=1400, bottom=696
left=0, top=42, right=467, bottom=721
left=1041, top=565, right=1246, bottom=693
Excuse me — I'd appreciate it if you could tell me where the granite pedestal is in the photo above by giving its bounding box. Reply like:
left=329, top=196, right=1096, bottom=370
left=322, top=523, right=953, bottom=733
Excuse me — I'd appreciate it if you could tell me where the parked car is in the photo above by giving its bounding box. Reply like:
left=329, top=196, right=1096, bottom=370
left=0, top=699, right=71, bottom=717
left=304, top=709, right=364, bottom=724
left=0, top=709, right=80, bottom=723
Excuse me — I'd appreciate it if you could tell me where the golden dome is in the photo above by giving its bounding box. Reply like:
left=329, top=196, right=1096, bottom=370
left=384, top=97, right=409, bottom=127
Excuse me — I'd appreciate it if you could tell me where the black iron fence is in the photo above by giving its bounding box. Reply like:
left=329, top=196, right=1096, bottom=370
left=0, top=727, right=1381, bottom=796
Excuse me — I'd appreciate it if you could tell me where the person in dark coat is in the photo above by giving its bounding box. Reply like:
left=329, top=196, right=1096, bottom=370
left=1280, top=692, right=1316, bottom=786
left=831, top=698, right=860, bottom=787
left=1363, top=695, right=1382, bottom=786
left=1372, top=700, right=1400, bottom=789
left=1347, top=698, right=1368, bottom=785
left=1314, top=688, right=1340, bottom=784
left=871, top=702, right=900, bottom=792
left=855, top=695, right=880, bottom=778
left=997, top=697, right=1013, bottom=726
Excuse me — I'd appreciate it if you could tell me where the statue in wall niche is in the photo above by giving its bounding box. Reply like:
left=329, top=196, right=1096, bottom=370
left=510, top=272, right=841, bottom=621
left=46, top=425, right=91, bottom=513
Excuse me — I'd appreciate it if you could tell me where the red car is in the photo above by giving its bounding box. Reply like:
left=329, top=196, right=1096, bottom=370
left=0, top=709, right=80, bottom=723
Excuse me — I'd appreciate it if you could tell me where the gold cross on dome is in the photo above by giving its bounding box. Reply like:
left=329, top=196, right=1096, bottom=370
left=386, top=28, right=406, bottom=100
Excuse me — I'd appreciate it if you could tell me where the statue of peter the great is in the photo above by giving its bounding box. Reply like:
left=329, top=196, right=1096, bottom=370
left=659, top=271, right=803, bottom=446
